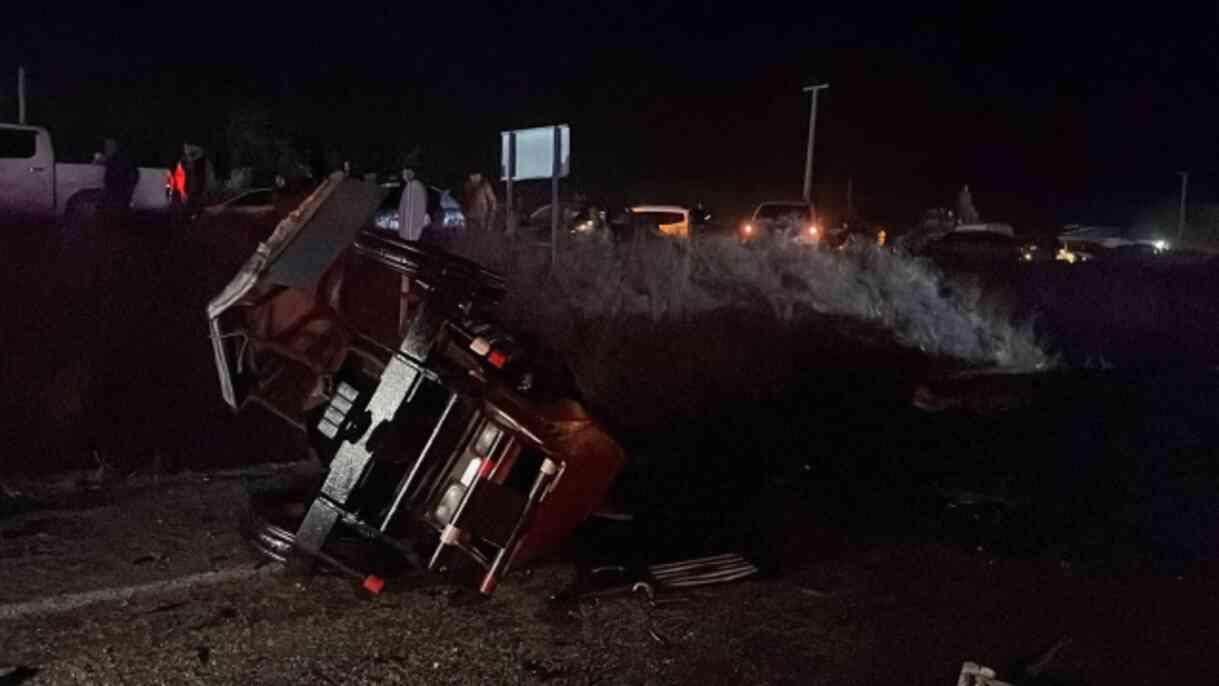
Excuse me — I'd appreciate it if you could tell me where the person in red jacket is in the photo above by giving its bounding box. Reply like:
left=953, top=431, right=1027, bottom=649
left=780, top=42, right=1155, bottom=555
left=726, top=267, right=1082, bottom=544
left=167, top=142, right=211, bottom=225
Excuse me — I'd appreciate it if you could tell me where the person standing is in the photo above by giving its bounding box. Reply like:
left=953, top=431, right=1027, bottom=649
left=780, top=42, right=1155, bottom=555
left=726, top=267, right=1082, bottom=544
left=101, top=138, right=139, bottom=220
left=463, top=171, right=498, bottom=231
left=182, top=143, right=211, bottom=219
left=397, top=168, right=429, bottom=337
left=957, top=184, right=979, bottom=225
left=397, top=169, right=428, bottom=242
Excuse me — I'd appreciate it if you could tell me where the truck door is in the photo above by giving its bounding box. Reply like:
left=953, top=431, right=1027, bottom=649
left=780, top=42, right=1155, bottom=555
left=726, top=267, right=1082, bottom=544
left=0, top=126, right=53, bottom=217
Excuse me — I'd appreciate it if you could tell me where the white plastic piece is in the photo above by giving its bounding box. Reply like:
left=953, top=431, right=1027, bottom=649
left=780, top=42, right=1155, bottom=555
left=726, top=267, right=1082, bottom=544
left=956, top=662, right=1010, bottom=686
left=336, top=382, right=359, bottom=401
left=330, top=395, right=352, bottom=415
left=540, top=460, right=566, bottom=502
left=439, top=524, right=462, bottom=545
left=469, top=337, right=492, bottom=356
left=460, top=458, right=482, bottom=487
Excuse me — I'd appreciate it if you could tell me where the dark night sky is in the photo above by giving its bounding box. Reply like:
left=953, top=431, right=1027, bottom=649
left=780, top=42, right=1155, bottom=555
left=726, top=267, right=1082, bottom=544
left=4, top=2, right=1219, bottom=227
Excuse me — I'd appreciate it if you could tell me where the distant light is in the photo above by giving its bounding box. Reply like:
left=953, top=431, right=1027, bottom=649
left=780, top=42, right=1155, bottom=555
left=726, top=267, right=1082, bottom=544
left=742, top=224, right=754, bottom=235
left=807, top=224, right=819, bottom=238
left=1153, top=239, right=1169, bottom=252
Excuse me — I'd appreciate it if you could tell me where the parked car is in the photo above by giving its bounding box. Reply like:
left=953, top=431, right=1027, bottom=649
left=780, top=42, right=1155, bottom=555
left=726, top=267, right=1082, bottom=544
left=1057, top=225, right=1174, bottom=263
left=0, top=123, right=169, bottom=220
left=372, top=182, right=466, bottom=235
left=526, top=202, right=583, bottom=229
left=516, top=200, right=633, bottom=244
left=739, top=201, right=839, bottom=247
left=611, top=205, right=695, bottom=244
left=916, top=226, right=1024, bottom=265
left=203, top=188, right=276, bottom=217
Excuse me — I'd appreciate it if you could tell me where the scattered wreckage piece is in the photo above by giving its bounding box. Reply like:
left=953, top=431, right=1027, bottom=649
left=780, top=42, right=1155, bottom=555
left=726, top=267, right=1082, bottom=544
left=956, top=662, right=1012, bottom=686
left=552, top=552, right=760, bottom=604
left=208, top=172, right=625, bottom=596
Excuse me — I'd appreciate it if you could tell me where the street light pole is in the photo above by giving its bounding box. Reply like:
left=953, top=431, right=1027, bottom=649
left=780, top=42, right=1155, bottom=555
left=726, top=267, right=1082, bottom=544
left=802, top=82, right=829, bottom=203
left=1177, top=171, right=1189, bottom=240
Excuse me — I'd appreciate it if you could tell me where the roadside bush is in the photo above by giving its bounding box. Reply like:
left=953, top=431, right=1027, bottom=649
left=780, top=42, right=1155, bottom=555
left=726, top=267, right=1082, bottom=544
left=445, top=230, right=1053, bottom=424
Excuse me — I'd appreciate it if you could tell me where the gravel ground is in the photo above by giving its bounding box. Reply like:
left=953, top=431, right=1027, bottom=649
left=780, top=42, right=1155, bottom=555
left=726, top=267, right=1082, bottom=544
left=0, top=473, right=256, bottom=605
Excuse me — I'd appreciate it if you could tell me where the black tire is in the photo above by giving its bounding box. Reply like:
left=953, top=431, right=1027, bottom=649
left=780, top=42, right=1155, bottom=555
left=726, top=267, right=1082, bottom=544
left=63, top=190, right=103, bottom=229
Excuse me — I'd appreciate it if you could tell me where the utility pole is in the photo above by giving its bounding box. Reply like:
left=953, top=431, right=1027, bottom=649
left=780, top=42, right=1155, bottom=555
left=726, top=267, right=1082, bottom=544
left=802, top=82, right=829, bottom=203
left=1177, top=171, right=1189, bottom=240
left=18, top=66, right=27, bottom=124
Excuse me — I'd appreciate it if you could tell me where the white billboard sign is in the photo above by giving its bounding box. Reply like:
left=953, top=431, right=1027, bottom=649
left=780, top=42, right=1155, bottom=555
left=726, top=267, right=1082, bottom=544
left=501, top=125, right=570, bottom=182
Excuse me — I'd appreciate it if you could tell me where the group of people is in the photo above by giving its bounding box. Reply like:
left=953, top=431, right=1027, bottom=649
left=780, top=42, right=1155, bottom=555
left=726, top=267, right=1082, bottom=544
left=393, top=168, right=500, bottom=336
left=395, top=168, right=499, bottom=243
left=97, top=135, right=508, bottom=238
left=98, top=137, right=215, bottom=226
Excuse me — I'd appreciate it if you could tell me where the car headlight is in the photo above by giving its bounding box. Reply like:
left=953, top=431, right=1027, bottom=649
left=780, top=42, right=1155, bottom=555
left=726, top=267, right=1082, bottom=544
left=434, top=482, right=466, bottom=523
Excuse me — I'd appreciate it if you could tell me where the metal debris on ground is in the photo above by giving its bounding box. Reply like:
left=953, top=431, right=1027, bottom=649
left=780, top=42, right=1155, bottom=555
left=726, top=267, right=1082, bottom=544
left=553, top=553, right=759, bottom=605
left=956, top=662, right=1012, bottom=686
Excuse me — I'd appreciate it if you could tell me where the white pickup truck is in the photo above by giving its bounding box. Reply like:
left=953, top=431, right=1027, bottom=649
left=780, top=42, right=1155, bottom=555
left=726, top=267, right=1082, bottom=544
left=0, top=122, right=170, bottom=220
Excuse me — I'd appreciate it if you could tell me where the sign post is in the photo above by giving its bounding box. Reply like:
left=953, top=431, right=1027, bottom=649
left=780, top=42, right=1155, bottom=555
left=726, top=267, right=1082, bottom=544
left=505, top=132, right=516, bottom=236
left=501, top=124, right=571, bottom=266
left=550, top=125, right=561, bottom=267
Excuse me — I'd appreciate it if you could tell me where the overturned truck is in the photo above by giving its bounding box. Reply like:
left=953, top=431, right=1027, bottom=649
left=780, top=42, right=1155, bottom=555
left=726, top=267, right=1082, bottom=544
left=207, top=173, right=626, bottom=594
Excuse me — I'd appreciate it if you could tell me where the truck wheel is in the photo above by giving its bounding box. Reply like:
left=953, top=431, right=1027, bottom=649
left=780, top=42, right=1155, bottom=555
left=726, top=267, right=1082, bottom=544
left=64, top=190, right=103, bottom=228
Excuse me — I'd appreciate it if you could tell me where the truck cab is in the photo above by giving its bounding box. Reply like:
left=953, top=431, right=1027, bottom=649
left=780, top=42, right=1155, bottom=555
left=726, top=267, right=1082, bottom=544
left=0, top=124, right=54, bottom=217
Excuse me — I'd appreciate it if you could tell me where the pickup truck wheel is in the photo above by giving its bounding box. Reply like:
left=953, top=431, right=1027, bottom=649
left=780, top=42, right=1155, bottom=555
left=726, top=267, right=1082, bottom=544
left=64, top=190, right=103, bottom=228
